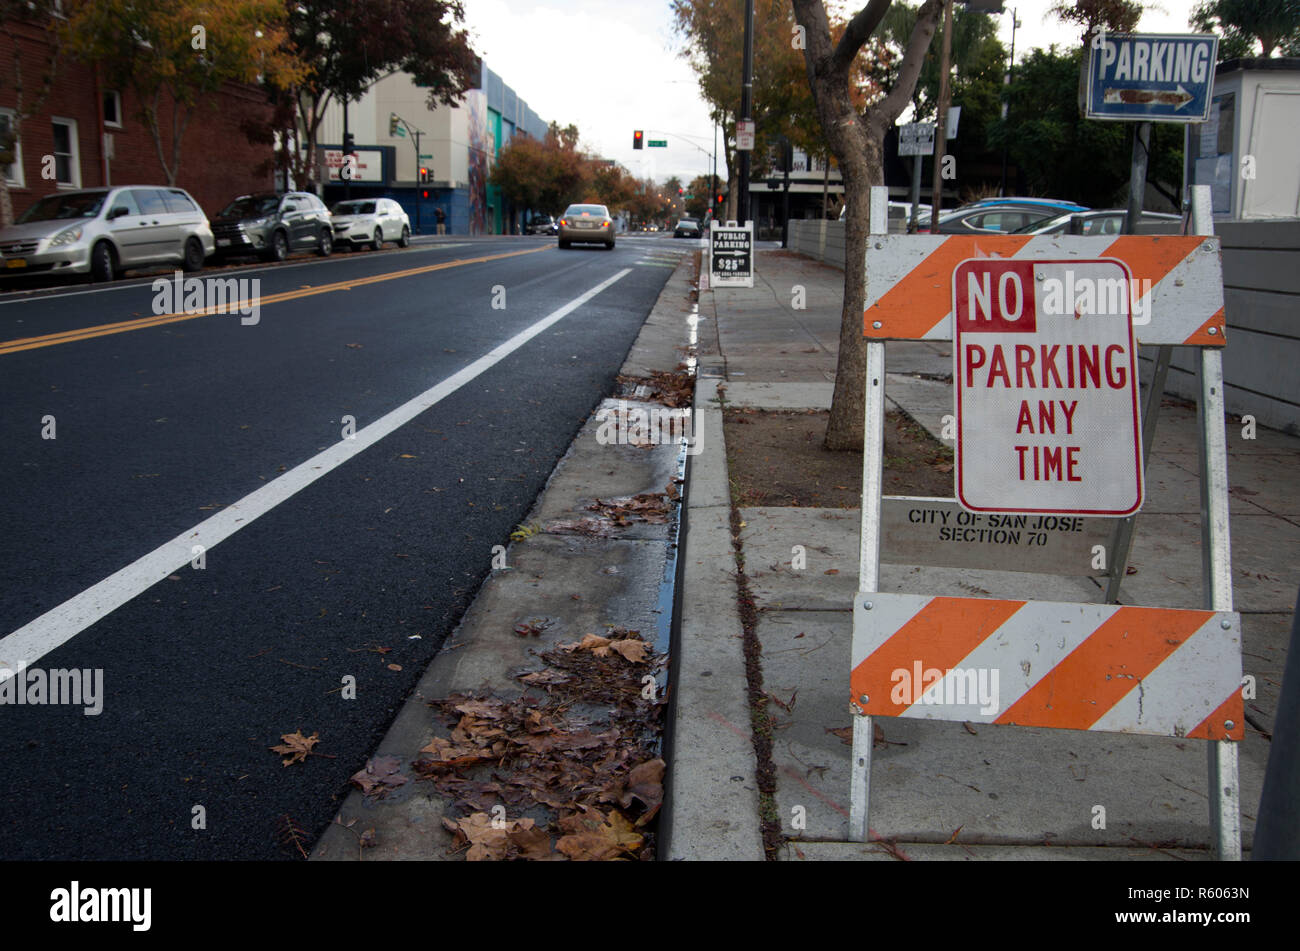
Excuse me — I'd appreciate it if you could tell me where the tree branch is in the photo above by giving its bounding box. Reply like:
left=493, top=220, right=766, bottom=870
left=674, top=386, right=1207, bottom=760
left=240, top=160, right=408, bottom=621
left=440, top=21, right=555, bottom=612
left=791, top=0, right=835, bottom=77
left=872, top=0, right=943, bottom=133
left=831, top=0, right=893, bottom=75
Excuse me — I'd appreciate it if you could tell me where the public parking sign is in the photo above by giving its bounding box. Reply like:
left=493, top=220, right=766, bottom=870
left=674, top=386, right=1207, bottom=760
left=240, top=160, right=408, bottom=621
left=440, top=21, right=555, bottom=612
left=953, top=258, right=1143, bottom=516
left=710, top=221, right=753, bottom=288
left=1084, top=33, right=1218, bottom=123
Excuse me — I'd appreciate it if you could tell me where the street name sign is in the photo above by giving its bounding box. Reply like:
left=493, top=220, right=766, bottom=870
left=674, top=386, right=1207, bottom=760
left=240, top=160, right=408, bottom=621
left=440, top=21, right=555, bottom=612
left=953, top=257, right=1143, bottom=516
left=1084, top=33, right=1218, bottom=123
left=709, top=220, right=753, bottom=288
left=648, top=139, right=667, bottom=148
left=898, top=122, right=935, bottom=157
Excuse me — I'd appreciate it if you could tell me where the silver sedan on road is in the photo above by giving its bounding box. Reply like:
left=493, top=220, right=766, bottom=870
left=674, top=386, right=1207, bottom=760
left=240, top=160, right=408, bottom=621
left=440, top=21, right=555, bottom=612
left=558, top=204, right=615, bottom=250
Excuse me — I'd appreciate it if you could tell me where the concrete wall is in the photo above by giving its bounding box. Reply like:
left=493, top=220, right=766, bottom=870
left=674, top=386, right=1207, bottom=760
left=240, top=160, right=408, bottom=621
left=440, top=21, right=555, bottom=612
left=1148, top=219, right=1300, bottom=435
left=788, top=219, right=846, bottom=269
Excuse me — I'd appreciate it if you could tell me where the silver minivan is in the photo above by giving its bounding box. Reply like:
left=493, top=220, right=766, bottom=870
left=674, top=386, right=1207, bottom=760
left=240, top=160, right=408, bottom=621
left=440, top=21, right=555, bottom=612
left=0, top=186, right=214, bottom=282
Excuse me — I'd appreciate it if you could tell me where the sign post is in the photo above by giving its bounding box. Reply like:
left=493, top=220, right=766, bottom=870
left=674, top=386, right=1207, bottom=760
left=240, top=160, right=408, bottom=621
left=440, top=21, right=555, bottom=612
left=899, top=123, right=933, bottom=233
left=708, top=220, right=753, bottom=288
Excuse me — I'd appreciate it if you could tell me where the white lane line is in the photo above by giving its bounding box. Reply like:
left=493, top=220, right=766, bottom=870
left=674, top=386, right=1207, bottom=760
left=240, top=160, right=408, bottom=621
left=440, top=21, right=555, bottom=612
left=0, top=267, right=633, bottom=676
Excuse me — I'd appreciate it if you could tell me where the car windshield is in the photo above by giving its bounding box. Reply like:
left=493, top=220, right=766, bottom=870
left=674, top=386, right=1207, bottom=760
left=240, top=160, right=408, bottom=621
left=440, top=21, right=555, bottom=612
left=333, top=201, right=376, bottom=216
left=17, top=192, right=108, bottom=223
left=678, top=220, right=697, bottom=227
left=564, top=205, right=607, bottom=217
left=220, top=196, right=280, bottom=219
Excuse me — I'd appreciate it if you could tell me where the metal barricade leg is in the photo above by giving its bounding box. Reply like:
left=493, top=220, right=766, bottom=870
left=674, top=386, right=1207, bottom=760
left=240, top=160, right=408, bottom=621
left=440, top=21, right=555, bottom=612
left=1198, top=343, right=1241, bottom=860
left=850, top=186, right=890, bottom=843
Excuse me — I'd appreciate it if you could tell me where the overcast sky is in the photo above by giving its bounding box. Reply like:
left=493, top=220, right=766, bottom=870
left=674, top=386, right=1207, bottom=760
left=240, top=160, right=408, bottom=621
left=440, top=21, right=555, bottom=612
left=462, top=0, right=1201, bottom=184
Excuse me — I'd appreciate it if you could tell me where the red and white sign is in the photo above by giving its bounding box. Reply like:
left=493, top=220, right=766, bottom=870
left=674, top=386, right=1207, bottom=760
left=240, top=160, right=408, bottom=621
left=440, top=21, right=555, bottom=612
left=953, top=258, right=1143, bottom=516
left=735, top=120, right=755, bottom=151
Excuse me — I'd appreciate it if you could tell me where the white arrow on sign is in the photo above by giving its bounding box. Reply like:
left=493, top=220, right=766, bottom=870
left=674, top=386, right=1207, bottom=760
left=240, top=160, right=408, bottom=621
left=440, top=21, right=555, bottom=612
left=1103, top=84, right=1193, bottom=108
left=715, top=250, right=748, bottom=256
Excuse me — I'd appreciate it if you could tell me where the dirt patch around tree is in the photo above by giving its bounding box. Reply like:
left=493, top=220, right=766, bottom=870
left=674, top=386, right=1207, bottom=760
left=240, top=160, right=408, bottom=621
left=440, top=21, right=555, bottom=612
left=723, top=408, right=953, bottom=507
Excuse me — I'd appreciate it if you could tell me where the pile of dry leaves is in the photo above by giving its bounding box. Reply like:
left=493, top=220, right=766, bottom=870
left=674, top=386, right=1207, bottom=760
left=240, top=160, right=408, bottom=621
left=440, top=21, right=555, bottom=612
left=616, top=369, right=694, bottom=409
left=546, top=481, right=682, bottom=537
left=408, top=628, right=668, bottom=860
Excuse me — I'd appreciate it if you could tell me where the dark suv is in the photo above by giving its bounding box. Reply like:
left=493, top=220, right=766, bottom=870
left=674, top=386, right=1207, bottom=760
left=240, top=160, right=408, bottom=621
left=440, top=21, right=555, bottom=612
left=527, top=214, right=557, bottom=235
left=211, top=192, right=334, bottom=261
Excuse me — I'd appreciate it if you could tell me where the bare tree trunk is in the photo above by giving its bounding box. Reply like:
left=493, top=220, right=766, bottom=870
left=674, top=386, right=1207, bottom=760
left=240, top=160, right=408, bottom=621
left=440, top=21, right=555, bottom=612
left=791, top=0, right=942, bottom=451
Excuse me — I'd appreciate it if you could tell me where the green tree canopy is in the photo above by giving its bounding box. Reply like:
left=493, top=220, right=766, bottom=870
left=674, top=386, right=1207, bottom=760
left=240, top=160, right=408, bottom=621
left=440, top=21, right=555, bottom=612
left=1192, top=0, right=1300, bottom=58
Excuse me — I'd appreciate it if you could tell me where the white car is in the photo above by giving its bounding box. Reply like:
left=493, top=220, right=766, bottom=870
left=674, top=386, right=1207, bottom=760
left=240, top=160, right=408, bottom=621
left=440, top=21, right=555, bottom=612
left=330, top=197, right=411, bottom=250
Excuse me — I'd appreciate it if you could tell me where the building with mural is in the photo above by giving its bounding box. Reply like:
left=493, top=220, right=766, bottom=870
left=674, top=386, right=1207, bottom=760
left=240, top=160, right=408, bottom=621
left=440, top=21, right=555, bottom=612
left=317, top=61, right=547, bottom=235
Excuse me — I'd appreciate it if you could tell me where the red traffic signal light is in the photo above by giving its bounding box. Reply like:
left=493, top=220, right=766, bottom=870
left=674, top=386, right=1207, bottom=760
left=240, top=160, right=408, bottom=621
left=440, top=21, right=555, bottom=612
left=633, top=130, right=643, bottom=150
left=421, top=189, right=429, bottom=199
left=419, top=167, right=429, bottom=184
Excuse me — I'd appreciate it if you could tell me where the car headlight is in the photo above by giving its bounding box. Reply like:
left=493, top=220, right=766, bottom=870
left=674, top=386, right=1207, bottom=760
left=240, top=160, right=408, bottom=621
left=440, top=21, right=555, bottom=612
left=47, top=226, right=84, bottom=248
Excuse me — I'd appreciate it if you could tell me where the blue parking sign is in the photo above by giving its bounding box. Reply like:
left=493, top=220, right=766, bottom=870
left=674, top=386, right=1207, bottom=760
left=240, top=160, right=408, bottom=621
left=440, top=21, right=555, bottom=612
left=1084, top=33, right=1218, bottom=123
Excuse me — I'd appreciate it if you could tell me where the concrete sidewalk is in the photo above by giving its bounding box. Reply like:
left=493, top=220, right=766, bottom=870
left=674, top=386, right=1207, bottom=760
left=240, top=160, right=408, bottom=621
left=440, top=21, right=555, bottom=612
left=675, top=248, right=1298, bottom=860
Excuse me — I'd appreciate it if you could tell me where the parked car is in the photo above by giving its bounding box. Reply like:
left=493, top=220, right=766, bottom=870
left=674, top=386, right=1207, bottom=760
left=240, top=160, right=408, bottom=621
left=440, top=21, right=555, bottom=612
left=0, top=186, right=214, bottom=282
left=211, top=191, right=334, bottom=262
left=930, top=199, right=1090, bottom=235
left=330, top=197, right=410, bottom=250
left=527, top=214, right=558, bottom=235
left=673, top=218, right=700, bottom=238
left=1011, top=208, right=1182, bottom=236
left=558, top=204, right=615, bottom=249
left=839, top=201, right=932, bottom=232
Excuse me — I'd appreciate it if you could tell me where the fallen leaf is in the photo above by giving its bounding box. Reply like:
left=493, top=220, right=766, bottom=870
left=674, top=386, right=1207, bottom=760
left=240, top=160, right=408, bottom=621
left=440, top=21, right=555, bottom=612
left=350, top=755, right=408, bottom=798
left=556, top=808, right=643, bottom=860
left=270, top=730, right=320, bottom=766
left=620, top=758, right=665, bottom=825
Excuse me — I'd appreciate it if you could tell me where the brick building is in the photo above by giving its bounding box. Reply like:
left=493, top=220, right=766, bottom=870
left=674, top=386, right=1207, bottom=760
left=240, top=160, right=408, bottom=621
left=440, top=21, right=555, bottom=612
left=0, top=14, right=275, bottom=221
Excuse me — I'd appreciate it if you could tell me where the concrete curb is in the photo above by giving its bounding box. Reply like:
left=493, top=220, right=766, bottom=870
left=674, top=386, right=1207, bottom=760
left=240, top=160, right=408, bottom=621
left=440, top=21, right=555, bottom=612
left=663, top=375, right=766, bottom=861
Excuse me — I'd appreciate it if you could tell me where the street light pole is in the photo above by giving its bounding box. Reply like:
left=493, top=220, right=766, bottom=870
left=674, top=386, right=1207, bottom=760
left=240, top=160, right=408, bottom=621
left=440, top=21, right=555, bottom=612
left=738, top=0, right=754, bottom=225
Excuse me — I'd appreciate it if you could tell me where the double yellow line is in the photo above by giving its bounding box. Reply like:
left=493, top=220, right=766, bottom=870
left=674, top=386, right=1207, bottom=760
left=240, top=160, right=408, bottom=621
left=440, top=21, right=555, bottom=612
left=0, top=244, right=550, bottom=356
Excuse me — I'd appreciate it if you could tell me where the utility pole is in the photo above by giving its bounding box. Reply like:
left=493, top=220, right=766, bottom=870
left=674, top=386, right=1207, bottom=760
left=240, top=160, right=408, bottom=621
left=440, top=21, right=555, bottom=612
left=999, top=6, right=1020, bottom=197
left=929, top=0, right=954, bottom=233
left=342, top=97, right=350, bottom=201
left=738, top=0, right=754, bottom=225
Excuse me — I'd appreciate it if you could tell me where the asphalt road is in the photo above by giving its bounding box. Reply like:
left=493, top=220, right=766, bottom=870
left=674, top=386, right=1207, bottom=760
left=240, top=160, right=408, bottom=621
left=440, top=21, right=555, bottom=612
left=0, top=233, right=691, bottom=859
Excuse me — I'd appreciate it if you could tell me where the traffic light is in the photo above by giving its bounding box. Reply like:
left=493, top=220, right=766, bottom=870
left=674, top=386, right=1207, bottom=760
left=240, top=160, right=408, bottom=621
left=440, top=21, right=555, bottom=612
left=419, top=167, right=430, bottom=184
left=678, top=187, right=683, bottom=196
left=343, top=132, right=355, bottom=154
left=633, top=130, right=643, bottom=150
left=389, top=113, right=400, bottom=136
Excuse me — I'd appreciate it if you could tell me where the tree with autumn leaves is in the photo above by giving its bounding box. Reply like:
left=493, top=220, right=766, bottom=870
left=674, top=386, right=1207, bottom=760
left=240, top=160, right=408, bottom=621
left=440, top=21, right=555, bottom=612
left=60, top=0, right=304, bottom=187
left=491, top=121, right=640, bottom=219
left=51, top=0, right=477, bottom=192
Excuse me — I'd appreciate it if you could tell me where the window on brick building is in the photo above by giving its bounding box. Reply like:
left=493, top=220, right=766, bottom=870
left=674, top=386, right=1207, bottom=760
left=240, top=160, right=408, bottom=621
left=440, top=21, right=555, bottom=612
left=0, top=109, right=23, bottom=187
left=104, top=91, right=122, bottom=129
left=51, top=118, right=80, bottom=187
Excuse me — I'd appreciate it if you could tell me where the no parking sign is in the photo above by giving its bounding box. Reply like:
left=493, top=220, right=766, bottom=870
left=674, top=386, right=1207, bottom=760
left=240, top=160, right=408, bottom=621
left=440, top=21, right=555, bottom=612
left=953, top=258, right=1143, bottom=516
